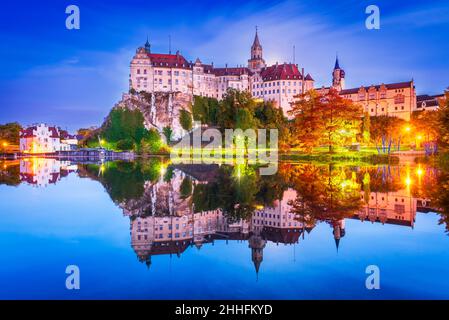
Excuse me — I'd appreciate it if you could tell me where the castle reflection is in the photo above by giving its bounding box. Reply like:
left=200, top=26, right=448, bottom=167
left=1, top=158, right=447, bottom=274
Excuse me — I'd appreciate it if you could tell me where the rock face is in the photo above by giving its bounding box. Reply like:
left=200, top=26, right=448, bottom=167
left=115, top=92, right=192, bottom=140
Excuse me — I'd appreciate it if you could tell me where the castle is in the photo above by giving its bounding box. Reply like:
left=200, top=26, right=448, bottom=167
left=130, top=30, right=446, bottom=121
left=129, top=30, right=315, bottom=114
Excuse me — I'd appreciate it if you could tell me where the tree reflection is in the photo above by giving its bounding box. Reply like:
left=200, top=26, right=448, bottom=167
left=0, top=160, right=20, bottom=186
left=282, top=163, right=363, bottom=227
left=79, top=159, right=164, bottom=204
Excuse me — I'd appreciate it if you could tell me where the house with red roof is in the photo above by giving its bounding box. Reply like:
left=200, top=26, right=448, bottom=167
left=19, top=123, right=61, bottom=154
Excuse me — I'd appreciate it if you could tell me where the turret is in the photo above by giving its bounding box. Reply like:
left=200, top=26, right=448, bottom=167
left=144, top=36, right=151, bottom=53
left=332, top=55, right=345, bottom=91
left=248, top=27, right=266, bottom=72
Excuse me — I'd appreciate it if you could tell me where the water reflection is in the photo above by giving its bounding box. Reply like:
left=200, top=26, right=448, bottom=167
left=1, top=157, right=449, bottom=273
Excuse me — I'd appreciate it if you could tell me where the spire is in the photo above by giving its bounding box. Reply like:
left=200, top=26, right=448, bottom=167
left=335, top=238, right=340, bottom=252
left=145, top=36, right=151, bottom=53
left=252, top=26, right=261, bottom=48
left=334, top=54, right=340, bottom=70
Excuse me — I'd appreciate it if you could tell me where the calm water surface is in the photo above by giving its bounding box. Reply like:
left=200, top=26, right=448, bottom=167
left=0, top=158, right=448, bottom=299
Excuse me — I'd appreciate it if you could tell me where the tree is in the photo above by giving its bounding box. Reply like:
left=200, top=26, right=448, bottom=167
left=289, top=90, right=326, bottom=152
left=370, top=116, right=406, bottom=154
left=236, top=108, right=258, bottom=130
left=116, top=139, right=134, bottom=151
left=320, top=89, right=362, bottom=152
left=217, top=89, right=257, bottom=129
left=438, top=92, right=449, bottom=150
left=162, top=126, right=173, bottom=143
left=103, top=108, right=147, bottom=144
left=180, top=176, right=193, bottom=199
left=0, top=122, right=21, bottom=145
left=361, top=112, right=371, bottom=144
left=412, top=110, right=440, bottom=155
left=140, top=129, right=163, bottom=153
left=289, top=89, right=362, bottom=152
left=179, top=109, right=193, bottom=132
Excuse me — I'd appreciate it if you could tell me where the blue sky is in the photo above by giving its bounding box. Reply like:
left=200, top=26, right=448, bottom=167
left=0, top=0, right=448, bottom=131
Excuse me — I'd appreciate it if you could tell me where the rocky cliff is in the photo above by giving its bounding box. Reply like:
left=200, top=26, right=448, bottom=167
left=114, top=92, right=193, bottom=140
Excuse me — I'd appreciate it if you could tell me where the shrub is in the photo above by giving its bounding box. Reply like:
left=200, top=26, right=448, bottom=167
left=116, top=139, right=134, bottom=151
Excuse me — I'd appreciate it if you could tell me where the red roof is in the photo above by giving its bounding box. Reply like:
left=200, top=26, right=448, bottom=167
left=260, top=63, right=305, bottom=81
left=20, top=125, right=60, bottom=138
left=147, top=53, right=190, bottom=69
left=212, top=67, right=250, bottom=77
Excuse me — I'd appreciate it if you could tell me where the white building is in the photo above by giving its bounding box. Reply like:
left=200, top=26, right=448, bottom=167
left=19, top=124, right=61, bottom=154
left=129, top=31, right=315, bottom=114
left=19, top=124, right=78, bottom=154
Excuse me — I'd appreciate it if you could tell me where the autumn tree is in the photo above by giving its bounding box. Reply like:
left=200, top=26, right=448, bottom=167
left=320, top=89, right=362, bottom=152
left=288, top=89, right=325, bottom=152
left=411, top=110, right=440, bottom=155
left=289, top=88, right=362, bottom=152
left=370, top=116, right=406, bottom=154
left=438, top=92, right=449, bottom=150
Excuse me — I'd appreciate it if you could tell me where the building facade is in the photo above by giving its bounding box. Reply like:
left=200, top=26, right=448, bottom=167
left=19, top=124, right=61, bottom=154
left=19, top=124, right=78, bottom=154
left=318, top=57, right=417, bottom=121
left=129, top=31, right=314, bottom=114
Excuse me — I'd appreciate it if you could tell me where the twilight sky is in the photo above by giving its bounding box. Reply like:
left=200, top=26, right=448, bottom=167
left=0, top=0, right=448, bottom=131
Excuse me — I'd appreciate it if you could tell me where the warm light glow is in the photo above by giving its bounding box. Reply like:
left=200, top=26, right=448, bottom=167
left=404, top=126, right=411, bottom=133
left=417, top=135, right=423, bottom=141
left=416, top=168, right=424, bottom=176
left=405, top=177, right=412, bottom=186
left=2, top=142, right=7, bottom=147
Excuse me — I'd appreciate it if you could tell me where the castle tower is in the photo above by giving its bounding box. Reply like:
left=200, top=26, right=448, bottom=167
left=248, top=27, right=266, bottom=72
left=248, top=232, right=266, bottom=279
left=332, top=55, right=345, bottom=91
left=144, top=36, right=151, bottom=53
left=332, top=219, right=346, bottom=252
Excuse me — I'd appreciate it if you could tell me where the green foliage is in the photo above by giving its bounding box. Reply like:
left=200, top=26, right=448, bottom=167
left=236, top=108, right=258, bottom=130
left=192, top=96, right=220, bottom=126
left=86, top=108, right=165, bottom=153
left=179, top=109, right=193, bottom=131
left=104, top=108, right=147, bottom=143
left=82, top=159, right=163, bottom=203
left=140, top=129, right=163, bottom=153
left=116, top=139, right=134, bottom=151
left=162, top=126, right=173, bottom=143
left=0, top=122, right=21, bottom=145
left=180, top=176, right=193, bottom=199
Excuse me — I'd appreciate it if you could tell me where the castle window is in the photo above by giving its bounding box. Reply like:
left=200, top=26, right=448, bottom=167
left=395, top=94, right=405, bottom=104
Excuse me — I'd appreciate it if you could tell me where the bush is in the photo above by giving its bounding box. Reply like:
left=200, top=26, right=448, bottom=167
left=179, top=109, right=193, bottom=131
left=140, top=129, right=164, bottom=154
left=116, top=139, right=134, bottom=151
